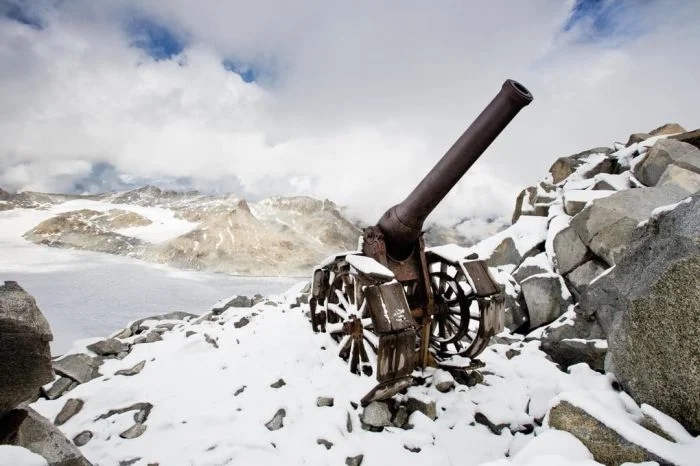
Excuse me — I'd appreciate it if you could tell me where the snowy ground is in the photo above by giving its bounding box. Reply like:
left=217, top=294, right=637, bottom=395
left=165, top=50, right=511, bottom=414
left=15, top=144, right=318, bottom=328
left=0, top=203, right=299, bottom=354
left=26, top=292, right=700, bottom=466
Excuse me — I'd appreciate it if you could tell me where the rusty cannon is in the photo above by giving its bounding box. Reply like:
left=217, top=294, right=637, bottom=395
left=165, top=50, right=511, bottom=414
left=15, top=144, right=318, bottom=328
left=309, top=79, right=533, bottom=405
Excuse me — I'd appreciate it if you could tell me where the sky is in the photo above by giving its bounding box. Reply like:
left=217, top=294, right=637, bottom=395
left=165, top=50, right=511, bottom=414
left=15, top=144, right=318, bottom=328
left=1, top=0, right=699, bottom=225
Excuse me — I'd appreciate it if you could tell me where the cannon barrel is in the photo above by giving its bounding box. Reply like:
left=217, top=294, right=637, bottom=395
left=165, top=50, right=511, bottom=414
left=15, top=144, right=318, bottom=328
left=377, top=79, right=533, bottom=259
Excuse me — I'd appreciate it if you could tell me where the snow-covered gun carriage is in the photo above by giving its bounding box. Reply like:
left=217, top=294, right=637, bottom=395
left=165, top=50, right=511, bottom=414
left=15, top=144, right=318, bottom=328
left=309, top=80, right=533, bottom=405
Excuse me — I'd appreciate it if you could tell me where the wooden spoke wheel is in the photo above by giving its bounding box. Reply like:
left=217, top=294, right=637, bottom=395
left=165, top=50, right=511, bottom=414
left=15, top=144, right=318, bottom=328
left=324, top=270, right=378, bottom=377
left=428, top=257, right=483, bottom=359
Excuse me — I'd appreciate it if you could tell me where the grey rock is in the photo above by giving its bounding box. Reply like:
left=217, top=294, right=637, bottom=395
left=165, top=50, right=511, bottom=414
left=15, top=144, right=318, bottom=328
left=95, top=402, right=153, bottom=423
left=543, top=338, right=606, bottom=372
left=549, top=401, right=667, bottom=465
left=670, top=128, right=700, bottom=150
left=657, top=164, right=700, bottom=194
left=129, top=311, right=197, bottom=335
left=115, top=360, right=146, bottom=377
left=626, top=133, right=651, bottom=146
left=119, top=423, right=146, bottom=439
left=570, top=184, right=691, bottom=265
left=42, top=377, right=76, bottom=400
left=361, top=401, right=392, bottom=427
left=134, top=331, right=163, bottom=344
left=54, top=398, right=84, bottom=426
left=270, top=378, right=285, bottom=389
left=53, top=353, right=102, bottom=384
left=566, top=260, right=607, bottom=298
left=214, top=295, right=252, bottom=314
left=14, top=406, right=92, bottom=465
left=112, top=328, right=132, bottom=339
left=485, top=237, right=521, bottom=268
left=406, top=396, right=437, bottom=421
left=475, top=411, right=509, bottom=435
left=585, top=193, right=700, bottom=433
left=73, top=430, right=93, bottom=447
left=86, top=338, right=130, bottom=357
left=511, top=187, right=537, bottom=223
left=432, top=369, right=455, bottom=393
left=265, top=409, right=286, bottom=431
left=316, top=438, right=333, bottom=450
left=0, top=281, right=54, bottom=417
left=512, top=253, right=550, bottom=283
left=234, top=317, right=250, bottom=328
left=234, top=386, right=246, bottom=396
left=316, top=397, right=334, bottom=407
left=520, top=273, right=572, bottom=329
left=633, top=139, right=700, bottom=187
left=552, top=226, right=590, bottom=275
left=345, top=455, right=364, bottom=466
left=392, top=405, right=409, bottom=428
left=648, top=122, right=686, bottom=136
left=204, top=333, right=219, bottom=348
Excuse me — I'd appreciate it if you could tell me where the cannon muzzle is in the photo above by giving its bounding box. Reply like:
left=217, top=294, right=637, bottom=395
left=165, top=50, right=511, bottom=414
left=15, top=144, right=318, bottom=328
left=377, top=79, right=533, bottom=259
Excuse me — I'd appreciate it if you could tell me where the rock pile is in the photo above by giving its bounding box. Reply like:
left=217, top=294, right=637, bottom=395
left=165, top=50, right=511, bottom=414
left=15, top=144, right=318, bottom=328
left=462, top=122, right=699, bottom=461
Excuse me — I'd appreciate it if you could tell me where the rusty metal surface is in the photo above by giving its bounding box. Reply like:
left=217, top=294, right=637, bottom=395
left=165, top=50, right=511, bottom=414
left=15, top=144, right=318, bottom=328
left=379, top=80, right=533, bottom=259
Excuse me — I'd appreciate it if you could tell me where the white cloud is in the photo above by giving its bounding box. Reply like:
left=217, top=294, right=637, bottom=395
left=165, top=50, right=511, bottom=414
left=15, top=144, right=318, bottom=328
left=0, top=0, right=698, bottom=225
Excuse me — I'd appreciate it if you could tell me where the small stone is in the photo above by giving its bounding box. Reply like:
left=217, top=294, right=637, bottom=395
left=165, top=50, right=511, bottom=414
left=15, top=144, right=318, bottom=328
left=133, top=405, right=152, bottom=424
left=475, top=412, right=509, bottom=435
left=404, top=445, right=422, bottom=453
left=204, top=334, right=219, bottom=349
left=234, top=317, right=250, bottom=328
left=316, top=438, right=333, bottom=450
left=345, top=455, right=364, bottom=466
left=392, top=406, right=409, bottom=428
left=505, top=349, right=521, bottom=360
left=54, top=398, right=84, bottom=426
left=87, top=338, right=130, bottom=356
left=43, top=377, right=75, bottom=400
left=112, top=328, right=132, bottom=339
left=234, top=386, right=246, bottom=396
left=432, top=369, right=455, bottom=393
left=73, top=430, right=93, bottom=447
left=53, top=353, right=103, bottom=384
left=265, top=409, right=286, bottom=431
left=120, top=423, right=147, bottom=439
left=346, top=412, right=353, bottom=433
left=115, top=360, right=146, bottom=377
left=185, top=331, right=196, bottom=338
left=316, top=396, right=334, bottom=407
left=268, top=378, right=286, bottom=389
left=361, top=401, right=392, bottom=427
left=119, top=459, right=141, bottom=466
left=406, top=396, right=437, bottom=421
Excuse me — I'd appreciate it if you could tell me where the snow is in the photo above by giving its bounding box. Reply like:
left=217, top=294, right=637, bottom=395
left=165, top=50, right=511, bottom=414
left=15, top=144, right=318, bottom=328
left=346, top=254, right=394, bottom=278
left=592, top=172, right=632, bottom=191
left=0, top=446, right=48, bottom=466
left=544, top=213, right=570, bottom=264
left=563, top=189, right=615, bottom=205
left=637, top=197, right=692, bottom=227
left=466, top=216, right=548, bottom=262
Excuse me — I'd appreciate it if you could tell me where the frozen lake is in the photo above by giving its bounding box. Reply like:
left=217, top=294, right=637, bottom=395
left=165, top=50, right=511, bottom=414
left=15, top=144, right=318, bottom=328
left=0, top=206, right=301, bottom=354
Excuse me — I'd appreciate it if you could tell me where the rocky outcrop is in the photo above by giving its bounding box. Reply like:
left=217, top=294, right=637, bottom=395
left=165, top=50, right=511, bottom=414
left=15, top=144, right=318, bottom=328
left=0, top=282, right=53, bottom=417
left=581, top=193, right=700, bottom=434
left=0, top=283, right=92, bottom=465
left=632, top=139, right=700, bottom=188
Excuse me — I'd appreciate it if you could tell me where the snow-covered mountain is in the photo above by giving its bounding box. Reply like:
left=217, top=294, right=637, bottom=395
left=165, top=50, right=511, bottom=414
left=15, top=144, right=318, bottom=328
left=2, top=187, right=362, bottom=277
left=2, top=186, right=501, bottom=277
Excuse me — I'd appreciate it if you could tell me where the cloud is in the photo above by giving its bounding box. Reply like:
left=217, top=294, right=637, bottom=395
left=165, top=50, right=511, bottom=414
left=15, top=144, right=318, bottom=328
left=0, top=0, right=699, bottom=225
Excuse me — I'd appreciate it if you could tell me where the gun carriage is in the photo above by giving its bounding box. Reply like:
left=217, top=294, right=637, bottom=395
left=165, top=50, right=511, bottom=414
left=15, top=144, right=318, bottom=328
left=309, top=80, right=533, bottom=404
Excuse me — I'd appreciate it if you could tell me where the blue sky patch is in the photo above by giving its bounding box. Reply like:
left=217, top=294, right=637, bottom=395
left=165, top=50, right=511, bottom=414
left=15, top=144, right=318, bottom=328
left=126, top=17, right=185, bottom=60
left=563, top=0, right=652, bottom=43
left=1, top=0, right=44, bottom=29
left=223, top=59, right=260, bottom=83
